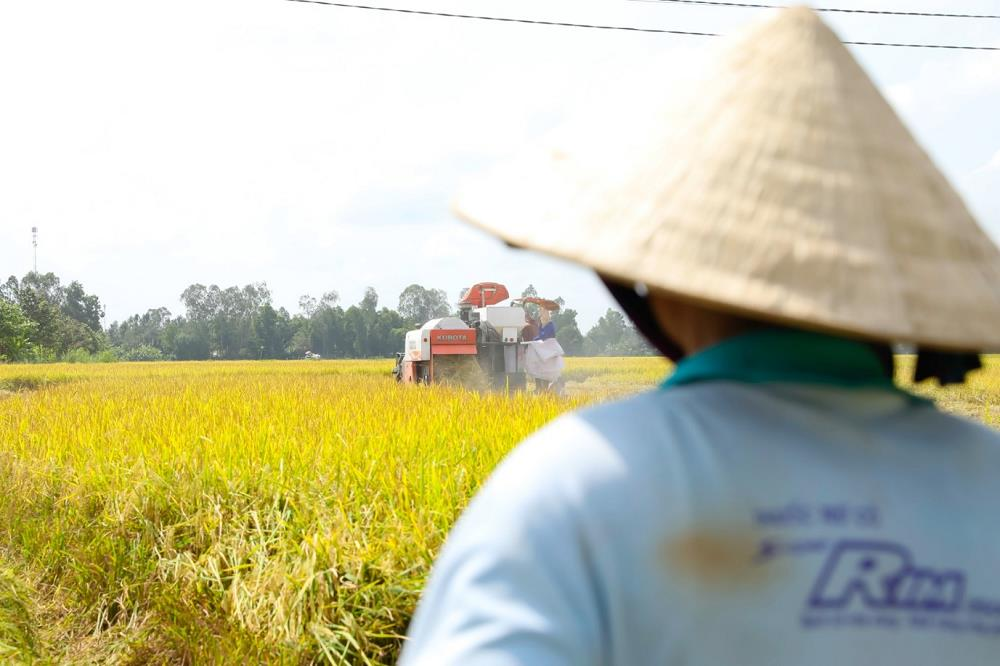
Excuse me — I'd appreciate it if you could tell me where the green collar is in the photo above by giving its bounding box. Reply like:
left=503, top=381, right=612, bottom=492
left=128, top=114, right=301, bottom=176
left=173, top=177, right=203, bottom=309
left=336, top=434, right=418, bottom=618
left=662, top=329, right=928, bottom=404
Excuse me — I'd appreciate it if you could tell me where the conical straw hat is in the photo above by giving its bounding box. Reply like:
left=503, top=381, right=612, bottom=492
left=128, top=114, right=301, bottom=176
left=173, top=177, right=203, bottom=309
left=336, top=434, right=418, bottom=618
left=453, top=6, right=1000, bottom=351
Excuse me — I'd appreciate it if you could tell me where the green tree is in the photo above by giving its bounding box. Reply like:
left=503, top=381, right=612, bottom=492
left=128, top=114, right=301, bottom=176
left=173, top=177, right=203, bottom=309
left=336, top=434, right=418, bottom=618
left=3, top=273, right=106, bottom=356
left=371, top=308, right=406, bottom=357
left=552, top=308, right=585, bottom=356
left=168, top=320, right=212, bottom=360
left=253, top=304, right=294, bottom=359
left=288, top=314, right=312, bottom=357
left=398, top=284, right=450, bottom=325
left=521, top=284, right=540, bottom=320
left=583, top=309, right=628, bottom=356
left=580, top=309, right=656, bottom=356
left=342, top=305, right=365, bottom=357
left=360, top=287, right=378, bottom=313
left=179, top=282, right=272, bottom=359
left=319, top=291, right=340, bottom=310
left=619, top=325, right=657, bottom=356
left=0, top=300, right=37, bottom=361
left=62, top=280, right=105, bottom=332
left=180, top=284, right=214, bottom=322
left=109, top=307, right=172, bottom=351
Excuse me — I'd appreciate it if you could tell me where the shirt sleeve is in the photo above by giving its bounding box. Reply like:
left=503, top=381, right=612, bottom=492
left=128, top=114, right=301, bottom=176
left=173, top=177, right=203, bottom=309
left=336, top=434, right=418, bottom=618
left=399, top=419, right=607, bottom=666
left=535, top=322, right=557, bottom=341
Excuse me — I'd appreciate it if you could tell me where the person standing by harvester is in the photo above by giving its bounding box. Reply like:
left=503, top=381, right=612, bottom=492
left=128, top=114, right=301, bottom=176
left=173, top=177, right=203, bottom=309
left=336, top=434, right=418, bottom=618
left=534, top=307, right=555, bottom=342
left=524, top=306, right=564, bottom=393
left=401, top=7, right=1000, bottom=666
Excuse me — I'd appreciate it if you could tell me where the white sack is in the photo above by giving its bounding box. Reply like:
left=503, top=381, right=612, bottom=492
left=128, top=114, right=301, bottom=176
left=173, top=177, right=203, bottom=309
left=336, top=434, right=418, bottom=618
left=523, top=338, right=565, bottom=382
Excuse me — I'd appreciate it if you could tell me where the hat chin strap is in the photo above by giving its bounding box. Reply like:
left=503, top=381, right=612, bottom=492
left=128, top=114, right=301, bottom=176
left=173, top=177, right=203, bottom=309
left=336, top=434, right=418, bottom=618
left=602, top=276, right=979, bottom=386
left=601, top=277, right=685, bottom=363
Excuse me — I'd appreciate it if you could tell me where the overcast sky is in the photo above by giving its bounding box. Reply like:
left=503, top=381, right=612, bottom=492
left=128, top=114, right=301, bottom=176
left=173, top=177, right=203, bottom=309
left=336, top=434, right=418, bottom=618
left=1, top=0, right=998, bottom=329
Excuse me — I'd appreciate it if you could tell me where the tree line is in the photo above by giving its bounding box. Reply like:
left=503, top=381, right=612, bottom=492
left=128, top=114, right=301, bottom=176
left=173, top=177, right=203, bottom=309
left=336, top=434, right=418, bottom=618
left=0, top=272, right=654, bottom=362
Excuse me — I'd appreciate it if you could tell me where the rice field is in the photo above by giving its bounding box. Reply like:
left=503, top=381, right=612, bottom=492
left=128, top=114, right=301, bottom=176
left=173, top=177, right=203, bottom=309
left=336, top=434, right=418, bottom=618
left=0, top=356, right=997, bottom=663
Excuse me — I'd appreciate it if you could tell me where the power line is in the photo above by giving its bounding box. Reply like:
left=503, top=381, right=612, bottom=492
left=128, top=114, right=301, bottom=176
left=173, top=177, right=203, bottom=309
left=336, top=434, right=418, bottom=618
left=283, top=0, right=717, bottom=36
left=284, top=0, right=1000, bottom=50
left=845, top=40, right=998, bottom=51
left=629, top=0, right=1000, bottom=20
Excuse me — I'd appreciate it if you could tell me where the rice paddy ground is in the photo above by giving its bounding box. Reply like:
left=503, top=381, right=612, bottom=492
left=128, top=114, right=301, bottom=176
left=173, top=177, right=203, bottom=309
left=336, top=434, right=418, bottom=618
left=0, top=355, right=997, bottom=663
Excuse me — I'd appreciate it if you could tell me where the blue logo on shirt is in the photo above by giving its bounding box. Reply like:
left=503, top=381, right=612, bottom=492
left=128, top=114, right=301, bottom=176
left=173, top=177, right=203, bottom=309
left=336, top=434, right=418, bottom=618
left=808, top=540, right=965, bottom=612
left=754, top=503, right=1000, bottom=636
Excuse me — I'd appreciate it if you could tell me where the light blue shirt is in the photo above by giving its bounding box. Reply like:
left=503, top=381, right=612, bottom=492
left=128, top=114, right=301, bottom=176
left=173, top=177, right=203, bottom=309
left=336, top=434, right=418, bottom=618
left=400, top=331, right=1000, bottom=665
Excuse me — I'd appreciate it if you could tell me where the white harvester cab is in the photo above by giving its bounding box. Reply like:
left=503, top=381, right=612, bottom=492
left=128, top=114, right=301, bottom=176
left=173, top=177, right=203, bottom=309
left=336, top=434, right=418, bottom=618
left=404, top=317, right=473, bottom=363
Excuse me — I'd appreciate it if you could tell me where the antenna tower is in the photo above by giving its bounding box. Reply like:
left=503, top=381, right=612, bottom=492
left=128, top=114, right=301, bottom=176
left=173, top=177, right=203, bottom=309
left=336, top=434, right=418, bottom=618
left=31, top=227, right=38, bottom=273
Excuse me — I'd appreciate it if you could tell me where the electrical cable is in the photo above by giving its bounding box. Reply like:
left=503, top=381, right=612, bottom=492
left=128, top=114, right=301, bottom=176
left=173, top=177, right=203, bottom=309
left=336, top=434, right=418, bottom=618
left=283, top=0, right=1000, bottom=50
left=283, top=0, right=717, bottom=36
left=629, top=0, right=1000, bottom=20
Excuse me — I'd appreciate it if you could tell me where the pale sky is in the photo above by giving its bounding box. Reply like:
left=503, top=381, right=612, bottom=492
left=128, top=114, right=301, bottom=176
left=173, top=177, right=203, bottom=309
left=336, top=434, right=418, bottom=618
left=1, top=0, right=998, bottom=329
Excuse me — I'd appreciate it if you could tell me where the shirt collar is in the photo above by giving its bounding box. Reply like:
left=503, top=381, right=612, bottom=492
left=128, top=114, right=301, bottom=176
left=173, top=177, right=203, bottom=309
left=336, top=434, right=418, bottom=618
left=661, top=328, right=928, bottom=404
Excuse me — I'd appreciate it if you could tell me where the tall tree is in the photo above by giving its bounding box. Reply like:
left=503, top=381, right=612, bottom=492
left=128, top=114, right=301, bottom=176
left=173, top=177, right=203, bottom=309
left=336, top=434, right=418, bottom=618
left=168, top=320, right=212, bottom=360
left=178, top=282, right=272, bottom=359
left=62, top=281, right=105, bottom=332
left=109, top=307, right=172, bottom=350
left=319, top=291, right=340, bottom=309
left=615, top=321, right=657, bottom=356
left=398, top=284, right=450, bottom=325
left=520, top=284, right=540, bottom=320
left=361, top=287, right=379, bottom=313
left=3, top=273, right=106, bottom=356
left=253, top=304, right=294, bottom=359
left=552, top=308, right=585, bottom=356
left=371, top=308, right=407, bottom=357
left=0, top=300, right=37, bottom=362
left=583, top=309, right=628, bottom=356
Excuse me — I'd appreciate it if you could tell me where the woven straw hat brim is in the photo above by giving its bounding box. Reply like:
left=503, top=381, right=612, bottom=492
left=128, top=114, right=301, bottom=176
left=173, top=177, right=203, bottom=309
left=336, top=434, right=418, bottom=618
left=453, top=6, right=1000, bottom=352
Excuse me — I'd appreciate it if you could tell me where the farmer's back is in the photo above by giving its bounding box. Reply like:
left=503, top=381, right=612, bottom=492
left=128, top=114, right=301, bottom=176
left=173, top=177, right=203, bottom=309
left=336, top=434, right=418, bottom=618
left=403, top=333, right=1000, bottom=664
left=400, top=4, right=1000, bottom=664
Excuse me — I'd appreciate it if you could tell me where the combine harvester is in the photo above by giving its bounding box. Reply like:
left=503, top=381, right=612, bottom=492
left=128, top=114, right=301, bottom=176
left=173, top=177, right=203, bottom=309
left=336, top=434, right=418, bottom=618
left=392, top=282, right=561, bottom=390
